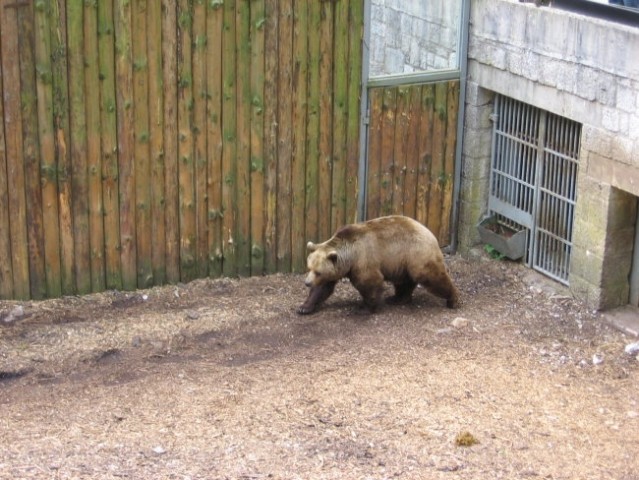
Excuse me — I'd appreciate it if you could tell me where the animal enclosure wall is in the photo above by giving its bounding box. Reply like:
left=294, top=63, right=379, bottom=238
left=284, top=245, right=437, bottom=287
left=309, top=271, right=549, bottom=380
left=366, top=81, right=460, bottom=247
left=0, top=0, right=363, bottom=300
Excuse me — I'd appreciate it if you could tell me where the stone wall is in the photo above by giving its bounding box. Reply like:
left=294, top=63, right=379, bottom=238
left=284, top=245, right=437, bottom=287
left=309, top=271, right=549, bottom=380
left=369, top=0, right=460, bottom=76
left=458, top=0, right=639, bottom=309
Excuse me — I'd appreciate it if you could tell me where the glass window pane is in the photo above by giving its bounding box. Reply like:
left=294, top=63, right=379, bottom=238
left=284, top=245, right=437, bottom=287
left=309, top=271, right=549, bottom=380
left=369, top=0, right=463, bottom=77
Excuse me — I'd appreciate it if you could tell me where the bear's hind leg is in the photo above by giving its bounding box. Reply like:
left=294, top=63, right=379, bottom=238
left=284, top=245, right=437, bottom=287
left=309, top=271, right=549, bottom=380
left=387, top=280, right=417, bottom=305
left=415, top=267, right=460, bottom=309
left=297, top=281, right=337, bottom=315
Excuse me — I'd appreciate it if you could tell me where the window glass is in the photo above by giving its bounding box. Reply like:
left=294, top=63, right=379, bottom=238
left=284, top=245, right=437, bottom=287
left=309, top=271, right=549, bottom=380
left=369, top=0, right=463, bottom=77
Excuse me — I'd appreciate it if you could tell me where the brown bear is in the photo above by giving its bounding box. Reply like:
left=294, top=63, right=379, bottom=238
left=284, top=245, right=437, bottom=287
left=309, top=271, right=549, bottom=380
left=297, top=215, right=460, bottom=314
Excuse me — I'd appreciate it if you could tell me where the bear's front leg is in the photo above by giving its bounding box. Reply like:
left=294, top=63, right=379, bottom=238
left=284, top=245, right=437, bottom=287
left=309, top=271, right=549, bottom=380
left=297, top=281, right=337, bottom=315
left=351, top=272, right=384, bottom=313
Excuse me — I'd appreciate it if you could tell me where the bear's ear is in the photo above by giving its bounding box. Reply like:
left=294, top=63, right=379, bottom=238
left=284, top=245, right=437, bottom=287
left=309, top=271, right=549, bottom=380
left=307, top=241, right=318, bottom=252
left=327, top=251, right=338, bottom=264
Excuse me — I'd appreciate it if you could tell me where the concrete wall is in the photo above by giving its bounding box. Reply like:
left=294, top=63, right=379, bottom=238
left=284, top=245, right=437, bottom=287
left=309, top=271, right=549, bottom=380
left=369, top=0, right=461, bottom=76
left=458, top=0, right=639, bottom=309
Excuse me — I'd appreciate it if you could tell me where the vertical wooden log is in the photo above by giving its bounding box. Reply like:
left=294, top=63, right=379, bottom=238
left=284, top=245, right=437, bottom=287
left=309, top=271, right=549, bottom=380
left=236, top=0, right=252, bottom=276
left=379, top=87, right=396, bottom=216
left=304, top=0, right=321, bottom=244
left=50, top=0, right=75, bottom=295
left=206, top=0, right=224, bottom=277
left=402, top=85, right=423, bottom=220
left=68, top=0, right=91, bottom=294
left=365, top=88, right=383, bottom=220
left=18, top=3, right=47, bottom=299
left=192, top=0, right=208, bottom=279
left=0, top=8, right=14, bottom=299
left=84, top=0, right=106, bottom=292
left=276, top=0, right=293, bottom=271
left=177, top=0, right=197, bottom=282
left=345, top=0, right=363, bottom=223
left=317, top=0, right=333, bottom=240
left=427, top=82, right=448, bottom=242
left=133, top=0, right=152, bottom=288
left=263, top=0, right=278, bottom=274
left=162, top=0, right=180, bottom=283
left=391, top=86, right=409, bottom=215
left=331, top=0, right=349, bottom=231
left=1, top=3, right=30, bottom=299
left=115, top=0, right=137, bottom=290
left=416, top=84, right=435, bottom=227
left=250, top=0, right=266, bottom=275
left=221, top=0, right=237, bottom=276
left=291, top=0, right=308, bottom=272
left=440, top=80, right=460, bottom=246
left=147, top=0, right=166, bottom=284
left=98, top=0, right=122, bottom=290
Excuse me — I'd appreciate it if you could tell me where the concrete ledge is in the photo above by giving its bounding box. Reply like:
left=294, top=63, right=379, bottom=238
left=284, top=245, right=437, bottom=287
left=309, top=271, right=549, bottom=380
left=604, top=305, right=639, bottom=337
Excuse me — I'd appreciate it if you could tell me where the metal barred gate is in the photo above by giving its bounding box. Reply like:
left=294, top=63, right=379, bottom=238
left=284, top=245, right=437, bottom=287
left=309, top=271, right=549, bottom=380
left=489, top=95, right=581, bottom=284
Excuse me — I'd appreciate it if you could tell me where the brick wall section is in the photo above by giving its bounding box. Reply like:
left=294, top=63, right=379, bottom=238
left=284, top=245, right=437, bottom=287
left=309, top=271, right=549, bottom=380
left=459, top=0, right=639, bottom=309
left=369, top=0, right=459, bottom=76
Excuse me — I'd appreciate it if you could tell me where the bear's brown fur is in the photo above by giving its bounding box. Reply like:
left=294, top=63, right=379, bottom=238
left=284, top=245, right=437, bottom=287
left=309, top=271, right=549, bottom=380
left=297, top=215, right=460, bottom=314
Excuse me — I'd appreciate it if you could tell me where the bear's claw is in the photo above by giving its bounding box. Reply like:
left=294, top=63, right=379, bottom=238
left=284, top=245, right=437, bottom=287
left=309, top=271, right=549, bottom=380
left=297, top=305, right=314, bottom=315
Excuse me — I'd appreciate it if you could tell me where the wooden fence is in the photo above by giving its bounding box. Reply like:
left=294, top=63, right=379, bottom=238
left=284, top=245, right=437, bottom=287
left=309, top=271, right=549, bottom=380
left=366, top=81, right=459, bottom=246
left=0, top=0, right=363, bottom=300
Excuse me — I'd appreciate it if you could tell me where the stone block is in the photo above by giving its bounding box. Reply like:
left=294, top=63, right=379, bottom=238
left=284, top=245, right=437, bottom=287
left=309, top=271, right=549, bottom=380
left=459, top=173, right=490, bottom=205
left=463, top=103, right=493, bottom=130
left=473, top=42, right=508, bottom=71
left=471, top=0, right=515, bottom=43
left=461, top=130, right=493, bottom=159
left=601, top=106, right=621, bottom=133
left=538, top=58, right=563, bottom=89
left=581, top=126, right=613, bottom=159
left=602, top=247, right=633, bottom=286
left=570, top=246, right=604, bottom=285
left=575, top=175, right=610, bottom=220
left=607, top=188, right=638, bottom=230
left=571, top=218, right=606, bottom=257
left=461, top=154, right=491, bottom=182
left=616, top=84, right=637, bottom=114
left=569, top=274, right=603, bottom=310
left=588, top=157, right=639, bottom=197
left=609, top=136, right=635, bottom=167
left=465, top=82, right=495, bottom=107
left=457, top=201, right=489, bottom=250
left=371, top=3, right=384, bottom=22
left=575, top=21, right=603, bottom=67
left=599, top=280, right=631, bottom=310
left=531, top=8, right=578, bottom=61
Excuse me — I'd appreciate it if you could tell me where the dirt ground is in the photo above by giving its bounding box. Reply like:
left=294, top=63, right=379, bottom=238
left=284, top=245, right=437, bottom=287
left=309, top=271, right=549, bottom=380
left=1, top=252, right=638, bottom=480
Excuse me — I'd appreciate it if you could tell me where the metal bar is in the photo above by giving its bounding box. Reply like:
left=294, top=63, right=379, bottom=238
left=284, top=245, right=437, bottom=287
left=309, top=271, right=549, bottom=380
left=630, top=203, right=639, bottom=306
left=531, top=110, right=547, bottom=269
left=367, top=69, right=461, bottom=89
left=487, top=96, right=500, bottom=215
left=357, top=0, right=372, bottom=220
left=450, top=0, right=471, bottom=252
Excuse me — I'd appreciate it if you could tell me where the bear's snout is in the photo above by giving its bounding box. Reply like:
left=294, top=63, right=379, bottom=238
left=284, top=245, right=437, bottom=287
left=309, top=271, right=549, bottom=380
left=304, top=272, right=315, bottom=287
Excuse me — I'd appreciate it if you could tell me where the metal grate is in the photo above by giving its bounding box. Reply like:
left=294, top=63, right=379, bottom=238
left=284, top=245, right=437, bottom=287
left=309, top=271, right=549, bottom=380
left=489, top=95, right=581, bottom=284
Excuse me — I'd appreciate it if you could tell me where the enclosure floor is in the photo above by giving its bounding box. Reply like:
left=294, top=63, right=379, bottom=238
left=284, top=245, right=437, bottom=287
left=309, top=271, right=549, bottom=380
left=1, top=254, right=638, bottom=480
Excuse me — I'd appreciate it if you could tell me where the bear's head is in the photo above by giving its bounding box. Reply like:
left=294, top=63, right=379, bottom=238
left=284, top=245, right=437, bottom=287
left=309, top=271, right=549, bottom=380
left=304, top=241, right=343, bottom=287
